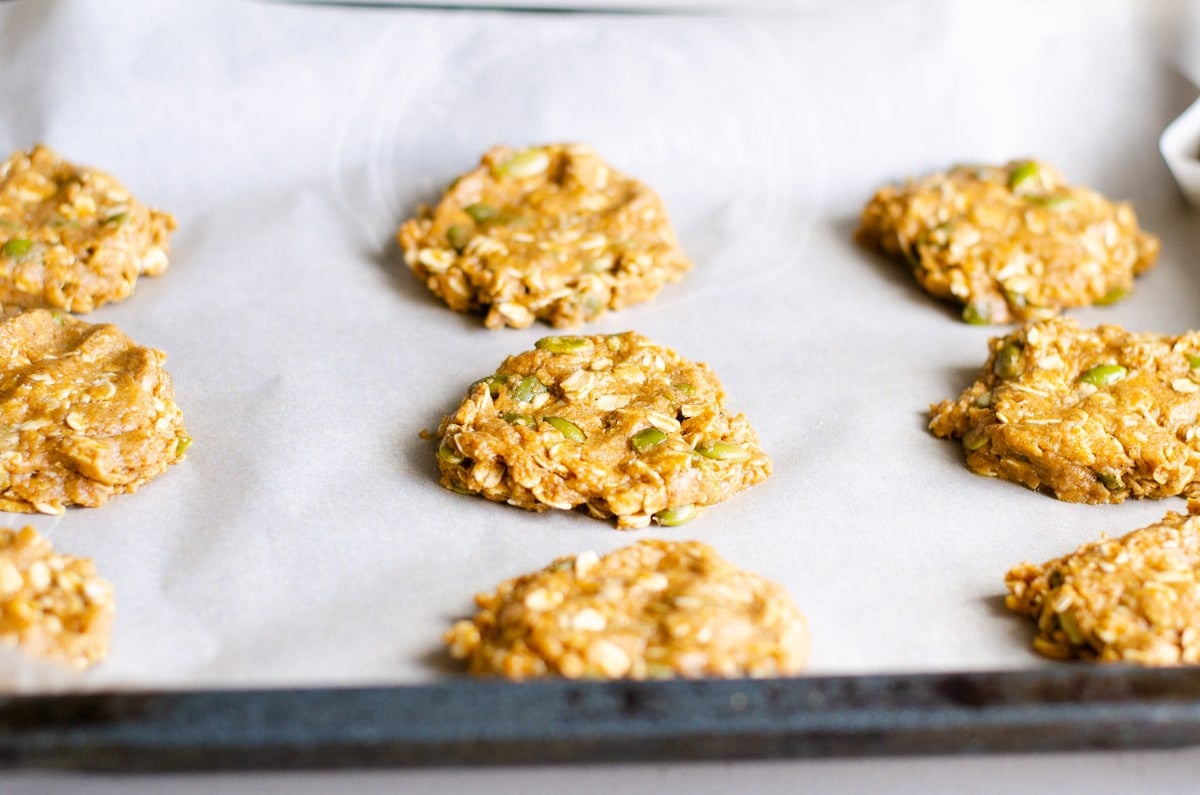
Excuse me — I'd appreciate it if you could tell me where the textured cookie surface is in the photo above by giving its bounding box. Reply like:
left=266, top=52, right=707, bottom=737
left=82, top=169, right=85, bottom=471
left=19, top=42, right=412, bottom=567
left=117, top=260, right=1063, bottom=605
left=0, top=308, right=189, bottom=514
left=930, top=318, right=1200, bottom=503
left=0, top=525, right=113, bottom=669
left=446, top=539, right=808, bottom=680
left=857, top=160, right=1158, bottom=324
left=1006, top=502, right=1200, bottom=665
left=399, top=144, right=691, bottom=329
left=436, top=332, right=770, bottom=529
left=0, top=145, right=175, bottom=313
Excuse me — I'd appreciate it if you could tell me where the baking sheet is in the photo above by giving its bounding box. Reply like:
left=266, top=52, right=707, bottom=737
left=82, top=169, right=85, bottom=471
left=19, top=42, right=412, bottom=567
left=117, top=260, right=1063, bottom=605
left=9, top=668, right=1200, bottom=769
left=0, top=0, right=1198, bottom=694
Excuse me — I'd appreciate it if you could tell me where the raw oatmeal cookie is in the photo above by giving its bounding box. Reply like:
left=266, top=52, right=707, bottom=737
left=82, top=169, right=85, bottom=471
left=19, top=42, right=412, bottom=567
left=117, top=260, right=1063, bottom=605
left=436, top=332, right=770, bottom=529
left=445, top=539, right=808, bottom=680
left=0, top=307, right=189, bottom=514
left=857, top=160, right=1159, bottom=324
left=0, top=145, right=176, bottom=313
left=0, top=525, right=113, bottom=669
left=929, top=317, right=1200, bottom=503
left=1006, top=502, right=1200, bottom=665
left=398, top=144, right=691, bottom=329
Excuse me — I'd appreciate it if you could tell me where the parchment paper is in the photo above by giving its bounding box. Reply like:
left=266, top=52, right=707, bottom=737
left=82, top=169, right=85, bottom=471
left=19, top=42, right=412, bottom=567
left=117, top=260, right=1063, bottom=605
left=0, top=0, right=1197, bottom=691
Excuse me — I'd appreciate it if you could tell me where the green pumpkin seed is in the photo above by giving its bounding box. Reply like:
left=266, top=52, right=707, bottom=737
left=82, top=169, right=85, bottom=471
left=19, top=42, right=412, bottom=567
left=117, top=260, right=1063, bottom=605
left=1028, top=195, right=1076, bottom=211
left=503, top=412, right=535, bottom=427
left=2, top=238, right=32, bottom=258
left=449, top=484, right=473, bottom=495
left=631, top=427, right=667, bottom=453
left=103, top=211, right=128, bottom=225
left=175, top=436, right=193, bottom=457
left=464, top=203, right=498, bottom=224
left=1007, top=161, right=1039, bottom=191
left=1186, top=353, right=1200, bottom=369
left=1096, top=287, right=1128, bottom=306
left=1079, top=363, right=1127, bottom=387
left=545, top=416, right=585, bottom=442
left=500, top=148, right=550, bottom=179
left=674, top=383, right=694, bottom=396
left=962, top=302, right=992, bottom=325
left=1096, top=471, right=1124, bottom=491
left=654, top=504, right=696, bottom=527
left=963, top=427, right=989, bottom=451
left=471, top=374, right=506, bottom=398
left=695, top=441, right=750, bottom=461
left=1007, top=289, right=1031, bottom=310
left=438, top=443, right=465, bottom=465
left=973, top=391, right=993, bottom=409
left=993, top=342, right=1024, bottom=378
left=535, top=335, right=593, bottom=354
left=510, top=376, right=547, bottom=403
left=447, top=225, right=469, bottom=250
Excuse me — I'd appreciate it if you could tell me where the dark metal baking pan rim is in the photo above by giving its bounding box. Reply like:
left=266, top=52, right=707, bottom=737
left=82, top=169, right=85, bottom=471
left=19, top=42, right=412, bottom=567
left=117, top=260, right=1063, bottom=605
left=3, top=665, right=1200, bottom=770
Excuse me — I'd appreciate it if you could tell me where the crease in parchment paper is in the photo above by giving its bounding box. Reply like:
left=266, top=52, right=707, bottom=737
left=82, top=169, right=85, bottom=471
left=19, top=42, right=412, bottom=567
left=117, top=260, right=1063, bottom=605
left=329, top=13, right=825, bottom=302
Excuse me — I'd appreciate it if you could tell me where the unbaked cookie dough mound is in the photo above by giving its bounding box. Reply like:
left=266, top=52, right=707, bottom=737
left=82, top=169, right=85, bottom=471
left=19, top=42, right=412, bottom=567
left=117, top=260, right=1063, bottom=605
left=930, top=317, right=1200, bottom=503
left=0, top=308, right=190, bottom=515
left=436, top=332, right=771, bottom=529
left=1006, top=502, right=1200, bottom=666
left=0, top=525, right=113, bottom=669
left=0, top=145, right=176, bottom=313
left=857, top=160, right=1159, bottom=324
left=399, top=144, right=692, bottom=329
left=445, top=540, right=808, bottom=680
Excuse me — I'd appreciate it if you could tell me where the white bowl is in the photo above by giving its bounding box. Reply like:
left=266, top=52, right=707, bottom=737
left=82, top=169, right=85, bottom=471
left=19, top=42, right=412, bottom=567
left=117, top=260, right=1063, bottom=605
left=1160, top=94, right=1200, bottom=207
